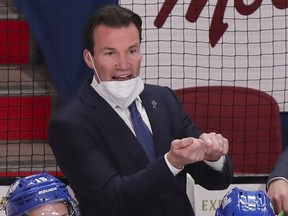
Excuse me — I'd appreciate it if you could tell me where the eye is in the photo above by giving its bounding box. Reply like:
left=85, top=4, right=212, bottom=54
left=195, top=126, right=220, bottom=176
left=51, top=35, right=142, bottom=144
left=130, top=49, right=136, bottom=54
left=129, top=48, right=139, bottom=55
left=104, top=51, right=115, bottom=56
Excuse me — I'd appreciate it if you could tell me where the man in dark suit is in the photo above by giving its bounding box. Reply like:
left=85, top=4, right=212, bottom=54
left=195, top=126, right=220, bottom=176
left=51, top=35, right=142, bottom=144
left=267, top=147, right=288, bottom=215
left=48, top=5, right=233, bottom=216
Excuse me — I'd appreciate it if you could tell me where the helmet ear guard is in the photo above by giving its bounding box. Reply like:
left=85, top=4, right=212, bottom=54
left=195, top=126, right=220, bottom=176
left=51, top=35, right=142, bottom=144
left=2, top=172, right=80, bottom=216
left=215, top=187, right=275, bottom=216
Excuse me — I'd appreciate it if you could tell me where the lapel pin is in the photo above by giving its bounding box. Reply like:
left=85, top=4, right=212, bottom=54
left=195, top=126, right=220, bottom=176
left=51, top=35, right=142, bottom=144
left=151, top=100, right=158, bottom=109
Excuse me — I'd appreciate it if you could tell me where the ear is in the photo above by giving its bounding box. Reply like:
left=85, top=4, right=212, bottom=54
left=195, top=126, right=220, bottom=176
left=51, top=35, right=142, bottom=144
left=83, top=49, right=94, bottom=69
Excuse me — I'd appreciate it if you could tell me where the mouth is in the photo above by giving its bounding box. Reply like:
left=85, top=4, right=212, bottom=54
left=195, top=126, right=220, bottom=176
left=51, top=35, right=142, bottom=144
left=112, top=74, right=133, bottom=81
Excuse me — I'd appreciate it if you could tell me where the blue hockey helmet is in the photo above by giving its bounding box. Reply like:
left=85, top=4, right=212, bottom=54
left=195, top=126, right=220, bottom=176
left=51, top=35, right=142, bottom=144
left=3, top=172, right=80, bottom=216
left=215, top=187, right=275, bottom=216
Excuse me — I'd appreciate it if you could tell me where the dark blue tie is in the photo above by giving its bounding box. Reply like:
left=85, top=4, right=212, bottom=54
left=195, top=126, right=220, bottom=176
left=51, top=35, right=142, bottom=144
left=128, top=101, right=156, bottom=161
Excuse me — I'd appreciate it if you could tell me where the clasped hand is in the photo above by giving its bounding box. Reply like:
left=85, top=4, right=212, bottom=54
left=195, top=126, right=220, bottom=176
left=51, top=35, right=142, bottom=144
left=267, top=179, right=288, bottom=215
left=167, top=132, right=229, bottom=169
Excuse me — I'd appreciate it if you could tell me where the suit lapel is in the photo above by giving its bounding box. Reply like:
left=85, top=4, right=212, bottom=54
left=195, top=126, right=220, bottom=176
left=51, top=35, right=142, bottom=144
left=140, top=91, right=171, bottom=157
left=80, top=83, right=150, bottom=167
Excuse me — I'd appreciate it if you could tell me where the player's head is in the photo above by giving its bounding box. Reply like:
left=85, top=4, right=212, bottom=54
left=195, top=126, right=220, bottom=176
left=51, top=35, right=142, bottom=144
left=3, top=172, right=80, bottom=216
left=215, top=187, right=275, bottom=216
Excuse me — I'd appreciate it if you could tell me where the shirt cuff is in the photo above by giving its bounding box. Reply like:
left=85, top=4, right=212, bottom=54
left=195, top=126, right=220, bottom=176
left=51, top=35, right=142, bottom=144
left=204, top=156, right=225, bottom=171
left=266, top=177, right=288, bottom=191
left=164, top=153, right=183, bottom=176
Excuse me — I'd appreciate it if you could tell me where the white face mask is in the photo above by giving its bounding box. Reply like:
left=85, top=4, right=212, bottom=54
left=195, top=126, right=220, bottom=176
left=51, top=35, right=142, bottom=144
left=89, top=52, right=144, bottom=109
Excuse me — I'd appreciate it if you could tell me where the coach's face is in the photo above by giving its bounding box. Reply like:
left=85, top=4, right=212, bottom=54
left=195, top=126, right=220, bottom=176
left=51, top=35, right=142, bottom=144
left=83, top=23, right=142, bottom=82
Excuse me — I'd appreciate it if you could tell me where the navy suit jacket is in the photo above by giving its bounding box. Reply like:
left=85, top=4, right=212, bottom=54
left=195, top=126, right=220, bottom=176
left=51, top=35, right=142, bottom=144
left=49, top=79, right=233, bottom=216
left=268, top=147, right=288, bottom=182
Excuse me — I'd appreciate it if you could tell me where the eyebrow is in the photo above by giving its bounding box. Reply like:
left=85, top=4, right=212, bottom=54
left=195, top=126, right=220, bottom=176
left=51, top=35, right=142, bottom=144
left=102, top=43, right=140, bottom=51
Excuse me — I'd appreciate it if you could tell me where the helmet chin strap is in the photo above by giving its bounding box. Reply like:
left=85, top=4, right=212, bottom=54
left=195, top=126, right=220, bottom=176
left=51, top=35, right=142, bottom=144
left=88, top=52, right=102, bottom=84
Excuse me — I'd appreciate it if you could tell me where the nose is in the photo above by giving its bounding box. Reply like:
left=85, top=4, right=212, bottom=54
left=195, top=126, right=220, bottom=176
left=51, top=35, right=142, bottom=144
left=116, top=54, right=130, bottom=69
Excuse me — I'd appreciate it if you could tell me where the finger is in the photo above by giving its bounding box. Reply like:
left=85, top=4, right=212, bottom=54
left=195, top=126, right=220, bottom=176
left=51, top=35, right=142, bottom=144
left=215, top=134, right=226, bottom=147
left=199, top=132, right=215, bottom=145
left=221, top=137, right=229, bottom=153
left=200, top=132, right=226, bottom=146
left=273, top=200, right=283, bottom=215
left=283, top=199, right=288, bottom=216
left=213, top=134, right=229, bottom=154
left=201, top=132, right=226, bottom=151
left=171, top=137, right=194, bottom=150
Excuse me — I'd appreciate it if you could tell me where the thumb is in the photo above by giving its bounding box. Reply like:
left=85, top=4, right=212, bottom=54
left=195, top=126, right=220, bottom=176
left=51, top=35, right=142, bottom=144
left=171, top=137, right=194, bottom=150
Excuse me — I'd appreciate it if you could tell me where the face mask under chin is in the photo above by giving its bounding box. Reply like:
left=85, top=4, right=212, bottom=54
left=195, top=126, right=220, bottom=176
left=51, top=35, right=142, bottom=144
left=88, top=52, right=144, bottom=109
left=94, top=76, right=144, bottom=109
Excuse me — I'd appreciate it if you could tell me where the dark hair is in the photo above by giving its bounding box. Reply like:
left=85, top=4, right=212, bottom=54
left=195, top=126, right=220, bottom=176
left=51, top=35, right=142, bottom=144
left=83, top=5, right=142, bottom=55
